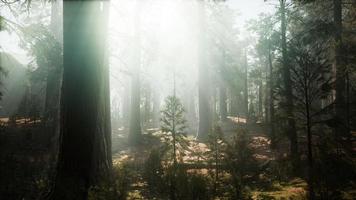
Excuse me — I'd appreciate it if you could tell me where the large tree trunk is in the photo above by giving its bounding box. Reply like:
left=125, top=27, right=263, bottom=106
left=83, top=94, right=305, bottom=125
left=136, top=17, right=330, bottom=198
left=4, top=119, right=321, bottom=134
left=129, top=1, right=142, bottom=145
left=51, top=1, right=112, bottom=199
left=46, top=0, right=63, bottom=159
left=280, top=0, right=298, bottom=172
left=197, top=0, right=210, bottom=140
left=45, top=0, right=63, bottom=149
left=333, top=0, right=347, bottom=139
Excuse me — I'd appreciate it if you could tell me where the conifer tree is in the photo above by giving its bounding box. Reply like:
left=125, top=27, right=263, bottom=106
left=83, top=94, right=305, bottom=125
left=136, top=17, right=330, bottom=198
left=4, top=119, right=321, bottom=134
left=160, top=95, right=187, bottom=200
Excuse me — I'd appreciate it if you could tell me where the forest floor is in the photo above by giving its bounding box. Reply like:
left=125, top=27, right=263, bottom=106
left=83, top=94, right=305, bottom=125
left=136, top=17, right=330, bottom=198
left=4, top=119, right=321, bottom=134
left=111, top=117, right=309, bottom=200
left=0, top=118, right=355, bottom=199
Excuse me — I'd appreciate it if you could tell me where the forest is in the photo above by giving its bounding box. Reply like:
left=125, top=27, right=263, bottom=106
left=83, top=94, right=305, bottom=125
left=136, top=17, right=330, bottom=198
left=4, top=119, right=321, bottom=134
left=0, top=0, right=355, bottom=199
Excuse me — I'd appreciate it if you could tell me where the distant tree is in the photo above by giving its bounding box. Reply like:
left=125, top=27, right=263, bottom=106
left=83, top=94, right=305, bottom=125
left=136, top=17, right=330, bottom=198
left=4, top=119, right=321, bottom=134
left=248, top=13, right=280, bottom=146
left=17, top=86, right=30, bottom=122
left=0, top=17, right=8, bottom=100
left=21, top=23, right=62, bottom=121
left=129, top=1, right=142, bottom=145
left=0, top=65, right=7, bottom=101
left=197, top=0, right=211, bottom=140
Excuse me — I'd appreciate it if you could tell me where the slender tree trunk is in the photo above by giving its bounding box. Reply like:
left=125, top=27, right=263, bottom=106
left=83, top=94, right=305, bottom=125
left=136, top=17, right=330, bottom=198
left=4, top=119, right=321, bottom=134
left=51, top=1, right=112, bottom=200
left=144, top=83, right=151, bottom=125
left=212, top=87, right=219, bottom=125
left=243, top=50, right=249, bottom=121
left=305, top=90, right=315, bottom=200
left=122, top=81, right=130, bottom=130
left=152, top=90, right=160, bottom=128
left=264, top=62, right=269, bottom=124
left=280, top=0, right=298, bottom=171
left=129, top=1, right=142, bottom=145
left=268, top=47, right=276, bottom=147
left=219, top=86, right=227, bottom=121
left=197, top=0, right=210, bottom=140
left=258, top=80, right=263, bottom=121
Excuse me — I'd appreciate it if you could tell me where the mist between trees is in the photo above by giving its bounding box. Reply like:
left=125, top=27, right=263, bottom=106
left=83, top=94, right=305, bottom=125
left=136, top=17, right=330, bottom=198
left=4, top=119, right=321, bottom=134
left=0, top=0, right=355, bottom=199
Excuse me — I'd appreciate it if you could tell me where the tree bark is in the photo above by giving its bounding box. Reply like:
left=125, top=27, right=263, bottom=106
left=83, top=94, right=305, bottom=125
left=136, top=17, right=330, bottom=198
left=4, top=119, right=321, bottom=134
left=144, top=83, right=151, bottom=125
left=122, top=80, right=130, bottom=130
left=50, top=1, right=112, bottom=199
left=243, top=50, right=249, bottom=120
left=45, top=0, right=63, bottom=149
left=129, top=1, right=142, bottom=145
left=152, top=89, right=160, bottom=128
left=334, top=0, right=347, bottom=139
left=197, top=0, right=210, bottom=140
left=258, top=80, right=263, bottom=121
left=268, top=47, right=276, bottom=147
left=219, top=86, right=227, bottom=121
left=305, top=90, right=315, bottom=200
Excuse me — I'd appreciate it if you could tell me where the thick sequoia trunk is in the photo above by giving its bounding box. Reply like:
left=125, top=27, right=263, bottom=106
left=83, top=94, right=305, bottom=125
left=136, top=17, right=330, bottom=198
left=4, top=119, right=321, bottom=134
left=46, top=0, right=62, bottom=155
left=51, top=1, right=112, bottom=200
left=280, top=0, right=298, bottom=171
left=333, top=0, right=347, bottom=138
left=129, top=1, right=142, bottom=144
left=197, top=0, right=210, bottom=140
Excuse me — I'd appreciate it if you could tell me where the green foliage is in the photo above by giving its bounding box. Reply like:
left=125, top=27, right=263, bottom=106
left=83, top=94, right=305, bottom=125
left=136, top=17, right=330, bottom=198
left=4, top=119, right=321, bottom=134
left=88, top=162, right=131, bottom=200
left=0, top=53, right=8, bottom=101
left=224, top=129, right=257, bottom=199
left=165, top=164, right=210, bottom=200
left=160, top=95, right=189, bottom=161
left=313, top=129, right=356, bottom=197
left=0, top=15, right=3, bottom=31
left=88, top=184, right=116, bottom=200
left=20, top=23, right=62, bottom=82
left=113, top=162, right=131, bottom=200
left=144, top=148, right=166, bottom=194
left=161, top=95, right=187, bottom=136
left=189, top=173, right=209, bottom=200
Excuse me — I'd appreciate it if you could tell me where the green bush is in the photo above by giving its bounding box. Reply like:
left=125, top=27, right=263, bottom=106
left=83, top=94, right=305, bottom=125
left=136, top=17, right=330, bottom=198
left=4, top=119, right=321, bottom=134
left=144, top=148, right=166, bottom=194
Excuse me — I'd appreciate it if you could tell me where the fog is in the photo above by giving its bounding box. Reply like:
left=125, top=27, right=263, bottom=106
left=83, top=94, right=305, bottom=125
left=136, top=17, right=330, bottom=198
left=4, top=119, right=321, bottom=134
left=2, top=0, right=353, bottom=199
